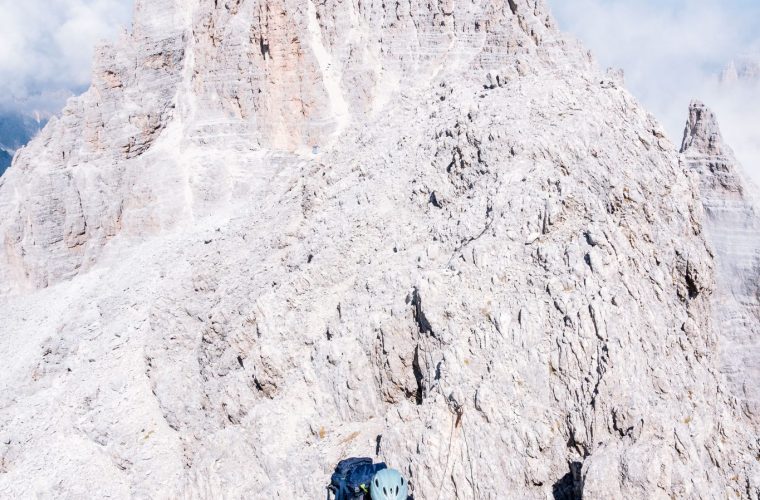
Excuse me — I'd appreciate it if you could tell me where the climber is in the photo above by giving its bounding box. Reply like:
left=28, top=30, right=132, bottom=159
left=328, top=457, right=410, bottom=500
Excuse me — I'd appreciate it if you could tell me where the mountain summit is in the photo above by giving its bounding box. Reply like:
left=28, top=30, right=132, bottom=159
left=0, top=1, right=758, bottom=498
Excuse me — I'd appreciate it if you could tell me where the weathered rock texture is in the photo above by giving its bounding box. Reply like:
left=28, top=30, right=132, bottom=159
left=680, top=100, right=760, bottom=418
left=0, top=0, right=759, bottom=498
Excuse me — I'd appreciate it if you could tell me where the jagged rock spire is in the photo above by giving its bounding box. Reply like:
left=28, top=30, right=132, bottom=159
left=680, top=100, right=746, bottom=198
left=680, top=99, right=760, bottom=415
left=680, top=100, right=726, bottom=156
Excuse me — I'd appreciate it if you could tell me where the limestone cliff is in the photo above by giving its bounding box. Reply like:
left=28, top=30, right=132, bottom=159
left=680, top=100, right=760, bottom=419
left=0, top=1, right=758, bottom=498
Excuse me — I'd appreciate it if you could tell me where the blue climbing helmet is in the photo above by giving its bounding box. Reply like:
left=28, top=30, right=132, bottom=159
left=370, top=468, right=408, bottom=500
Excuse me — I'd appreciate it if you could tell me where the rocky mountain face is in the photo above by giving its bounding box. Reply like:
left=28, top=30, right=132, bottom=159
left=0, top=0, right=759, bottom=498
left=680, top=100, right=760, bottom=419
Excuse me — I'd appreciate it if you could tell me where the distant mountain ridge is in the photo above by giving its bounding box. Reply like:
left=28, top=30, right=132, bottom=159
left=0, top=110, right=47, bottom=175
left=721, top=53, right=760, bottom=84
left=0, top=149, right=11, bottom=172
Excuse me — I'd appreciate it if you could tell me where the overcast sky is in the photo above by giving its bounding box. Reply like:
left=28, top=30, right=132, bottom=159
left=0, top=0, right=757, bottom=179
left=547, top=0, right=760, bottom=182
left=0, top=0, right=133, bottom=114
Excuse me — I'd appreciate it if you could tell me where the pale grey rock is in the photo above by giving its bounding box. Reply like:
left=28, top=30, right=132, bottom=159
left=0, top=1, right=758, bottom=499
left=680, top=100, right=760, bottom=418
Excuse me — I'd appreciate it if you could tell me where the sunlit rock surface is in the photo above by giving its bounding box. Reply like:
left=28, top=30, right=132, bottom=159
left=0, top=1, right=758, bottom=498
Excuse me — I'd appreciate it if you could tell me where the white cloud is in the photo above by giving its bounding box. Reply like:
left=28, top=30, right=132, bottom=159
left=0, top=0, right=133, bottom=114
left=547, top=0, right=760, bottom=184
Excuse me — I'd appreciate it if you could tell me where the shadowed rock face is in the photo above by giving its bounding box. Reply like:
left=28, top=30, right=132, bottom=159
left=680, top=100, right=760, bottom=417
left=0, top=149, right=10, bottom=175
left=0, top=111, right=47, bottom=175
left=0, top=1, right=759, bottom=499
